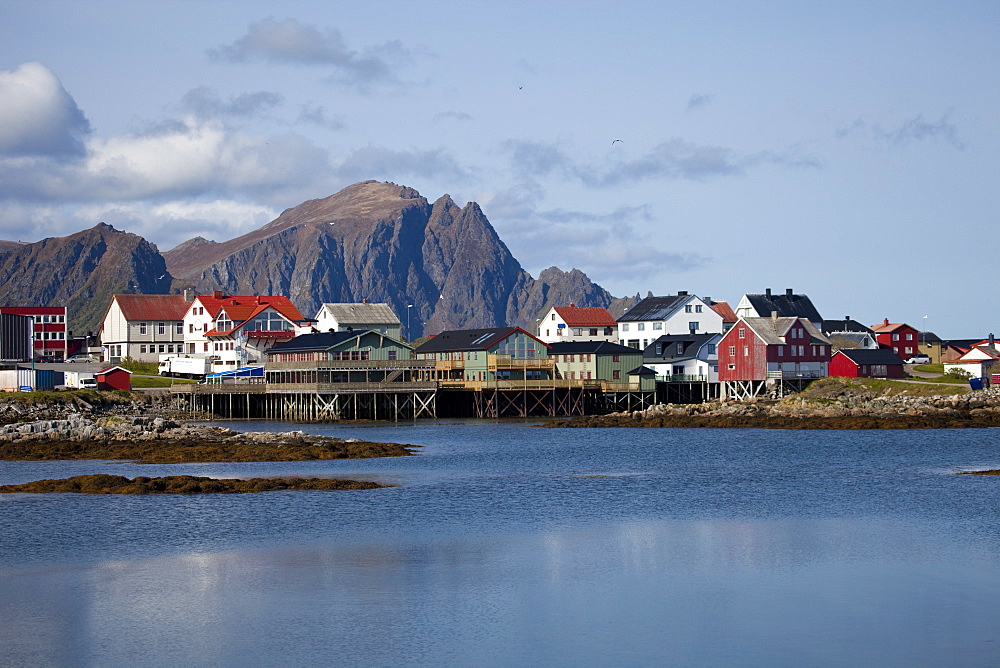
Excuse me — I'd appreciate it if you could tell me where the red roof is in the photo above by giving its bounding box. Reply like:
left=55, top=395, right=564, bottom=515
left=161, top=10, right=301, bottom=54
left=553, top=306, right=617, bottom=327
left=194, top=295, right=306, bottom=323
left=112, top=294, right=190, bottom=321
left=709, top=301, right=738, bottom=323
left=871, top=319, right=915, bottom=333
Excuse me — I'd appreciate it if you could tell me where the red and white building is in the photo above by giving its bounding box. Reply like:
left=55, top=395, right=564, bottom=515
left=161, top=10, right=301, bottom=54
left=182, top=291, right=312, bottom=372
left=0, top=306, right=67, bottom=360
left=537, top=305, right=618, bottom=343
left=718, top=316, right=832, bottom=398
left=871, top=319, right=920, bottom=360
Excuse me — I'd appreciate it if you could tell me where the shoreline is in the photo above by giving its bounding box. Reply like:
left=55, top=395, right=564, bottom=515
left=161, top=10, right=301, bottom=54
left=0, top=474, right=390, bottom=494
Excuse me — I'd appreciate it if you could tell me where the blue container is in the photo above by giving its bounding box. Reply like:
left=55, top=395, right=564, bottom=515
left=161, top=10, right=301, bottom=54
left=969, top=377, right=984, bottom=390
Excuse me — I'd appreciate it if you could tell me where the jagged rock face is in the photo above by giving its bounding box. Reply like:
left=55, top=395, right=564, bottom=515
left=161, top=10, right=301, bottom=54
left=0, top=223, right=171, bottom=333
left=164, top=181, right=619, bottom=338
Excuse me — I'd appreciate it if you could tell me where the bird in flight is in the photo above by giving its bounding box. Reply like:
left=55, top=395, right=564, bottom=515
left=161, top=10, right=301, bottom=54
left=612, top=139, right=623, bottom=145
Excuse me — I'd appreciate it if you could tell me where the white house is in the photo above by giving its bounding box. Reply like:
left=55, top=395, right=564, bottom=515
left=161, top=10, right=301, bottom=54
left=100, top=294, right=190, bottom=363
left=642, top=333, right=722, bottom=382
left=537, top=305, right=617, bottom=344
left=617, top=292, right=723, bottom=350
left=180, top=291, right=312, bottom=371
left=944, top=340, right=1000, bottom=380
left=315, top=302, right=402, bottom=339
left=735, top=288, right=824, bottom=329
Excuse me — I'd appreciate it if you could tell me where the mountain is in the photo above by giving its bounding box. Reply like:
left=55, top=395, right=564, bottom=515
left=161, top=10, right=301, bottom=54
left=0, top=223, right=172, bottom=333
left=163, top=180, right=627, bottom=339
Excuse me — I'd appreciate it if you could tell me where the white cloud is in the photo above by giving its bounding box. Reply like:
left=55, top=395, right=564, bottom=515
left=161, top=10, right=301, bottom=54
left=836, top=112, right=964, bottom=149
left=0, top=62, right=91, bottom=157
left=180, top=87, right=284, bottom=119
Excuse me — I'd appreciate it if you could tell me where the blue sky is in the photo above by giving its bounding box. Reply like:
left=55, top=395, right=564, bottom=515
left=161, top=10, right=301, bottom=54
left=1, top=0, right=997, bottom=338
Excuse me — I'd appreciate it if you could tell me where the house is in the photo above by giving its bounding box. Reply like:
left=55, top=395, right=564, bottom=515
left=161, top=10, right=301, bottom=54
left=917, top=331, right=943, bottom=363
left=265, top=330, right=423, bottom=386
left=718, top=316, right=832, bottom=382
left=546, top=340, right=643, bottom=387
left=413, top=327, right=552, bottom=383
left=824, top=316, right=877, bottom=351
left=314, top=302, right=402, bottom=339
left=643, top=333, right=721, bottom=382
left=0, top=306, right=67, bottom=360
left=617, top=292, right=723, bottom=350
left=96, top=366, right=132, bottom=391
left=871, top=319, right=920, bottom=360
left=734, top=288, right=824, bottom=329
left=536, top=305, right=617, bottom=343
left=627, top=366, right=657, bottom=391
left=829, top=349, right=906, bottom=379
left=182, top=291, right=312, bottom=372
left=100, top=294, right=190, bottom=363
left=944, top=337, right=1000, bottom=379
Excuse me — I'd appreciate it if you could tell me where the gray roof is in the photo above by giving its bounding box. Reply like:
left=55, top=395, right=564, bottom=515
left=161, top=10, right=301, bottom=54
left=268, top=330, right=387, bottom=354
left=413, top=328, right=530, bottom=353
left=319, top=303, right=400, bottom=326
left=617, top=294, right=688, bottom=322
left=643, top=334, right=717, bottom=363
left=547, top=341, right=639, bottom=355
left=745, top=291, right=823, bottom=324
left=829, top=332, right=874, bottom=347
left=822, top=318, right=873, bottom=335
left=741, top=317, right=832, bottom=346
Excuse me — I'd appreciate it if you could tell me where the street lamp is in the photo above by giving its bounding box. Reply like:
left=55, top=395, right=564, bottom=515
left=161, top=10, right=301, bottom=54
left=407, top=304, right=413, bottom=340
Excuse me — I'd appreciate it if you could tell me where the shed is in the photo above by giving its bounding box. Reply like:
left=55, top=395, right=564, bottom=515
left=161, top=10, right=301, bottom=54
left=97, top=366, right=132, bottom=391
left=829, top=349, right=905, bottom=379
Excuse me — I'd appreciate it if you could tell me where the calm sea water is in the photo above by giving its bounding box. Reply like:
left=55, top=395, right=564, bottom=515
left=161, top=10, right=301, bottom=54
left=2, top=421, right=1000, bottom=666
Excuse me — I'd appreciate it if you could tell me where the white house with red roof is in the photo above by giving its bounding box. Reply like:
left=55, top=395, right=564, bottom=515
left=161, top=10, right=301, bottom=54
left=537, top=304, right=618, bottom=344
left=181, top=290, right=312, bottom=371
left=100, top=294, right=190, bottom=363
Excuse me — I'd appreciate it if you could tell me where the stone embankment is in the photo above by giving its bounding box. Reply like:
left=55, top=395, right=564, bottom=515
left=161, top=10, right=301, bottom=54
left=0, top=414, right=416, bottom=462
left=545, top=388, right=1000, bottom=430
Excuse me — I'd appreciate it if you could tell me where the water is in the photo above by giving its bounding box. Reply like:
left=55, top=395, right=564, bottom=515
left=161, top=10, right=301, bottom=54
left=2, top=421, right=1000, bottom=666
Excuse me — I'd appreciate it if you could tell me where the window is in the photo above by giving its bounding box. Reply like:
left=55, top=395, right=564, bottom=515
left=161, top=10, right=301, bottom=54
left=739, top=328, right=746, bottom=339
left=551, top=314, right=555, bottom=320
left=743, top=346, right=749, bottom=356
left=189, top=324, right=194, bottom=333
left=688, top=322, right=699, bottom=332
left=676, top=343, right=684, bottom=354
left=892, top=333, right=899, bottom=341
left=695, top=305, right=703, bottom=313
left=652, top=322, right=663, bottom=330
left=637, top=323, right=645, bottom=331
left=707, top=344, right=716, bottom=355
left=140, top=345, right=146, bottom=354
left=778, top=345, right=784, bottom=357
left=622, top=323, right=629, bottom=332
left=798, top=346, right=805, bottom=356
left=728, top=363, right=735, bottom=370
left=612, top=370, right=621, bottom=380
left=612, top=355, right=621, bottom=362
left=573, top=328, right=582, bottom=336
left=175, top=322, right=183, bottom=335
left=158, top=345, right=165, bottom=353
left=590, top=329, right=598, bottom=336
left=906, top=333, right=913, bottom=341
left=158, top=322, right=166, bottom=335
left=685, top=305, right=693, bottom=313
left=139, top=322, right=147, bottom=335
left=728, top=346, right=736, bottom=356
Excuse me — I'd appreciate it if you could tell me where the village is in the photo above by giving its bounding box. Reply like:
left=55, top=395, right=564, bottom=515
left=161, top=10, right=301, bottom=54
left=0, top=287, right=995, bottom=419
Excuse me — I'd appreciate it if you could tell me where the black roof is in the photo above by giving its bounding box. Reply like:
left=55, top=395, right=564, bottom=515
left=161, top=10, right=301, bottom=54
left=835, top=348, right=905, bottom=365
left=822, top=318, right=873, bottom=335
left=745, top=290, right=823, bottom=324
left=618, top=294, right=688, bottom=322
left=643, top=334, right=717, bottom=362
left=267, top=331, right=366, bottom=353
left=547, top=341, right=639, bottom=355
left=627, top=365, right=657, bottom=376
left=413, top=327, right=532, bottom=353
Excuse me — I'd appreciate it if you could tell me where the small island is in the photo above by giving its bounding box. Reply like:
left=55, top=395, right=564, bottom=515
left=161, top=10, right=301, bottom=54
left=0, top=474, right=388, bottom=494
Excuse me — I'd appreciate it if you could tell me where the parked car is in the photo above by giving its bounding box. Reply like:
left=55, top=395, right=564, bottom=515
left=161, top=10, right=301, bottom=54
left=67, top=355, right=96, bottom=363
left=905, top=354, right=932, bottom=364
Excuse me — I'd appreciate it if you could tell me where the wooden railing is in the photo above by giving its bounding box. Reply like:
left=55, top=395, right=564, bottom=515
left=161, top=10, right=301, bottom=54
left=265, top=359, right=435, bottom=371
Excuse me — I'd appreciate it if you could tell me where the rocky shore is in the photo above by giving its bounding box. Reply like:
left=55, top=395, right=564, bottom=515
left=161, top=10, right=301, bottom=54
left=545, top=386, right=1000, bottom=430
left=0, top=474, right=388, bottom=494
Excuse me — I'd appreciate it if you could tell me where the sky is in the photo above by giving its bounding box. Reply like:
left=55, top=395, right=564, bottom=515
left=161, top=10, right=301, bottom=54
left=0, top=0, right=997, bottom=338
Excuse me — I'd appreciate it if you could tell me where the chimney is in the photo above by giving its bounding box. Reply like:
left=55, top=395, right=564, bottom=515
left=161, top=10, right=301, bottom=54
left=212, top=290, right=223, bottom=299
left=786, top=288, right=793, bottom=297
left=183, top=288, right=194, bottom=302
left=678, top=290, right=688, bottom=296
left=845, top=315, right=850, bottom=321
left=765, top=288, right=772, bottom=298
left=771, top=310, right=779, bottom=321
left=569, top=303, right=575, bottom=308
left=991, top=333, right=995, bottom=348
left=883, top=318, right=889, bottom=326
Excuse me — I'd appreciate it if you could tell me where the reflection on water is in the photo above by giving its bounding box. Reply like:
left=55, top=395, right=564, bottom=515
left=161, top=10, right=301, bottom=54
left=2, top=423, right=1000, bottom=664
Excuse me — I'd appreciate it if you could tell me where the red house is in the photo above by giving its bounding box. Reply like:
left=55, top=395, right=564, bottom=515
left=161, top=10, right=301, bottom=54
left=96, top=366, right=132, bottom=391
left=871, top=319, right=920, bottom=360
left=829, top=349, right=906, bottom=379
left=0, top=306, right=67, bottom=361
left=718, top=316, right=832, bottom=382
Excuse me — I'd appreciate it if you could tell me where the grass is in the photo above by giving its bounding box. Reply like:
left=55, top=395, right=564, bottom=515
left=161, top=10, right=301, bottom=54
left=913, top=363, right=944, bottom=374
